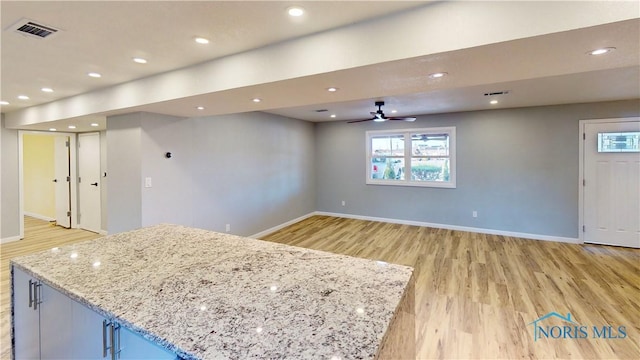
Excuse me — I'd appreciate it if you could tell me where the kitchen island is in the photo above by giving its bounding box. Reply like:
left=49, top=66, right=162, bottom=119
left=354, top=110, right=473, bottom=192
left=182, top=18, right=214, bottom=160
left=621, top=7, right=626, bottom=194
left=11, top=224, right=414, bottom=359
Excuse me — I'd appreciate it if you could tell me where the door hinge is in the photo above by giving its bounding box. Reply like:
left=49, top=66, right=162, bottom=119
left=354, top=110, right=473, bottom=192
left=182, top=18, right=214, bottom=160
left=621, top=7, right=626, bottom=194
left=78, top=177, right=81, bottom=183
left=583, top=179, right=585, bottom=186
left=583, top=133, right=586, bottom=140
left=65, top=140, right=70, bottom=147
left=66, top=211, right=71, bottom=217
left=66, top=176, right=71, bottom=182
left=582, top=225, right=586, bottom=232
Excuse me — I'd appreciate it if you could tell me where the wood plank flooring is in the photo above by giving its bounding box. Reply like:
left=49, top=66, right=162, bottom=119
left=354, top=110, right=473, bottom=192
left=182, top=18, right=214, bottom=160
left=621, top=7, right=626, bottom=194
left=0, top=217, right=102, bottom=359
left=1, top=215, right=639, bottom=359
left=261, top=216, right=640, bottom=359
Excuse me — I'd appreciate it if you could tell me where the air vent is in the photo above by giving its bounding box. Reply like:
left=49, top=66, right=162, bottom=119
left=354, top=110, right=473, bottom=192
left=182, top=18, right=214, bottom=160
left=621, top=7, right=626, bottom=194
left=484, top=90, right=510, bottom=96
left=314, top=109, right=329, bottom=113
left=8, top=18, right=60, bottom=39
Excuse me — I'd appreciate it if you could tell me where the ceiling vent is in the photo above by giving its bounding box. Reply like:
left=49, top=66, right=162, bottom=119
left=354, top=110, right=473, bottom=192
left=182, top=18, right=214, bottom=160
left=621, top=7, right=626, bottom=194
left=314, top=109, right=329, bottom=113
left=8, top=18, right=60, bottom=39
left=484, top=90, right=510, bottom=96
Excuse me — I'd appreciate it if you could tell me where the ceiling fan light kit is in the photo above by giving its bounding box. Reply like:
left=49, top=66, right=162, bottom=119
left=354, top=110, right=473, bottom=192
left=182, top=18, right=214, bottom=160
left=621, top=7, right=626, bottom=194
left=348, top=101, right=417, bottom=123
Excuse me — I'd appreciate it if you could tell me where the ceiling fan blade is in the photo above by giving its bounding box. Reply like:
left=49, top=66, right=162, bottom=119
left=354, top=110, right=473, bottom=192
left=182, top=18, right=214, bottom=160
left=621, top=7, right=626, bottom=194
left=387, top=117, right=417, bottom=122
left=349, top=101, right=415, bottom=124
left=347, top=118, right=375, bottom=123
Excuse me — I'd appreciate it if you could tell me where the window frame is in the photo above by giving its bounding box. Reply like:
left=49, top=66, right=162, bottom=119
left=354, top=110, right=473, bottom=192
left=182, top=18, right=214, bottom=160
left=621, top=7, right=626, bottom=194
left=365, top=127, right=456, bottom=188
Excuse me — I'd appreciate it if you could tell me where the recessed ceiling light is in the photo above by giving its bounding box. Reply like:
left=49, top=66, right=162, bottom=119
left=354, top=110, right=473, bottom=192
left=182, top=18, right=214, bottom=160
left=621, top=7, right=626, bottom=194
left=41, top=87, right=54, bottom=93
left=490, top=100, right=498, bottom=105
left=49, top=128, right=57, bottom=132
left=327, top=87, right=338, bottom=92
left=194, top=37, right=210, bottom=44
left=0, top=101, right=9, bottom=105
left=90, top=123, right=99, bottom=127
left=588, top=47, right=615, bottom=55
left=391, top=110, right=398, bottom=113
left=88, top=72, right=102, bottom=78
left=252, top=98, right=262, bottom=103
left=287, top=6, right=304, bottom=17
left=68, top=125, right=76, bottom=129
left=428, top=72, right=447, bottom=79
left=196, top=106, right=205, bottom=110
left=18, top=95, right=29, bottom=100
left=133, top=57, right=148, bottom=64
left=330, top=114, right=336, bottom=118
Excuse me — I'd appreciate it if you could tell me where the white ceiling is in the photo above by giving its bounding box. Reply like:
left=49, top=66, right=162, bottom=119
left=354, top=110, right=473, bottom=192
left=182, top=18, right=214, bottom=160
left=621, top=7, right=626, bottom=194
left=1, top=1, right=638, bottom=133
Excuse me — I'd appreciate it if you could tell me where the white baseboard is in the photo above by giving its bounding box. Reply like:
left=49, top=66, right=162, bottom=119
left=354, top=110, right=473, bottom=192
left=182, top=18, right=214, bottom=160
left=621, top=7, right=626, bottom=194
left=250, top=212, right=316, bottom=239
left=314, top=211, right=581, bottom=244
left=78, top=224, right=108, bottom=235
left=24, top=212, right=55, bottom=222
left=1, top=235, right=22, bottom=244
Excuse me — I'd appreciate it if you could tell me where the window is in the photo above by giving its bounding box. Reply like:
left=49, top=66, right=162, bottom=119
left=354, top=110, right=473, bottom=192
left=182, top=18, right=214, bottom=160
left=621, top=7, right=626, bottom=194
left=366, top=127, right=455, bottom=188
left=597, top=132, right=639, bottom=153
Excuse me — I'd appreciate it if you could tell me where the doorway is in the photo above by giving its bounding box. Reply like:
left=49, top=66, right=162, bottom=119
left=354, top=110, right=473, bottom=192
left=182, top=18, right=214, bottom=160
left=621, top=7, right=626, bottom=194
left=579, top=118, right=640, bottom=248
left=18, top=131, right=78, bottom=234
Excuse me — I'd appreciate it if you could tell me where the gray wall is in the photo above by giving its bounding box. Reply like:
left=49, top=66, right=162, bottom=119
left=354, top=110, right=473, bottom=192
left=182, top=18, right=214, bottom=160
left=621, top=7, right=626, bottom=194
left=315, top=100, right=640, bottom=238
left=105, top=111, right=315, bottom=237
left=190, top=112, right=316, bottom=236
left=106, top=113, right=143, bottom=233
left=140, top=113, right=193, bottom=228
left=1, top=116, right=21, bottom=240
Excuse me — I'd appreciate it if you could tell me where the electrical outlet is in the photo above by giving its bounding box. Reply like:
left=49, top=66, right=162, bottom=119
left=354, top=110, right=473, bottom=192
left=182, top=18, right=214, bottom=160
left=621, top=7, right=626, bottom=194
left=341, top=200, right=346, bottom=206
left=225, top=224, right=231, bottom=232
left=472, top=211, right=478, bottom=218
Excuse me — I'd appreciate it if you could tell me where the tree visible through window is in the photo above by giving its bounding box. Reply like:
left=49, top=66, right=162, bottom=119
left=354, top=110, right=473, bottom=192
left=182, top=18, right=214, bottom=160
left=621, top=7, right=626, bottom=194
left=366, top=127, right=456, bottom=188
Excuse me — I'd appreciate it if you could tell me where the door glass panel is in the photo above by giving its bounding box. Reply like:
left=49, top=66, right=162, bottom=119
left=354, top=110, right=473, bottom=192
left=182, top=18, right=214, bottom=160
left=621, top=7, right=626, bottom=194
left=597, top=132, right=640, bottom=152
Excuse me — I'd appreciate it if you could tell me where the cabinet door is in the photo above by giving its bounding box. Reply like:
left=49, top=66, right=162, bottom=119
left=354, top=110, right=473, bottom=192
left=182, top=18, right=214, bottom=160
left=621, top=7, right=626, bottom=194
left=12, top=267, right=40, bottom=360
left=118, top=326, right=176, bottom=360
left=39, top=283, right=73, bottom=360
left=70, top=300, right=107, bottom=359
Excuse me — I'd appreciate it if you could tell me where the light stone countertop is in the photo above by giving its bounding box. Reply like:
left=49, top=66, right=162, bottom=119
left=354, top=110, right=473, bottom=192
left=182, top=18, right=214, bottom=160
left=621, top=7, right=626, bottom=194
left=11, top=224, right=414, bottom=360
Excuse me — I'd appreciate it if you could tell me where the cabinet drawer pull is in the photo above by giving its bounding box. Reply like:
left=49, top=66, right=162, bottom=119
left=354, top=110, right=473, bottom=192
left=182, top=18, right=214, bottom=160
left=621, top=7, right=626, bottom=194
left=28, top=280, right=33, bottom=308
left=103, top=320, right=110, bottom=358
left=33, top=283, right=42, bottom=310
left=110, top=322, right=116, bottom=360
left=114, top=323, right=121, bottom=359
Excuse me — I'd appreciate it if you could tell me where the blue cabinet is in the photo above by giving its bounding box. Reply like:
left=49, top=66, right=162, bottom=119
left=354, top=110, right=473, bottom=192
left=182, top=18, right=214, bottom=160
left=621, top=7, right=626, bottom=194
left=13, top=267, right=73, bottom=360
left=12, top=266, right=177, bottom=360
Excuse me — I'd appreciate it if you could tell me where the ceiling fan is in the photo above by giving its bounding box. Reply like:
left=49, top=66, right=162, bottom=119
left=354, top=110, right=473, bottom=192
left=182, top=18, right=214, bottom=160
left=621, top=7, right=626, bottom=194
left=348, top=101, right=416, bottom=123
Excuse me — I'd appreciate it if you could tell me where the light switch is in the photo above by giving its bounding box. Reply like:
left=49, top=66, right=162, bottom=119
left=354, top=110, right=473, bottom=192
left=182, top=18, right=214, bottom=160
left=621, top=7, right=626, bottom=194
left=145, top=177, right=152, bottom=188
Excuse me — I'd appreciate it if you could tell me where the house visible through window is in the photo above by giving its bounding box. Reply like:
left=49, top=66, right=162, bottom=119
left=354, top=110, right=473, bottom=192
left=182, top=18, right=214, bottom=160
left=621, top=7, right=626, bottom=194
left=366, top=127, right=456, bottom=188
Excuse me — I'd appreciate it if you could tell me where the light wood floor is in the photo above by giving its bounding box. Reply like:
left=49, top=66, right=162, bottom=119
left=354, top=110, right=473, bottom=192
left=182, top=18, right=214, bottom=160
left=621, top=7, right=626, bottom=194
left=261, top=216, right=640, bottom=359
left=2, top=216, right=639, bottom=359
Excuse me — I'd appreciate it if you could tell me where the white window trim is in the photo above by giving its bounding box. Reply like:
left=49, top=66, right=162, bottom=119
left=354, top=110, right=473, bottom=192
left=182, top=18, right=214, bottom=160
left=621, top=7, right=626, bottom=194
left=365, top=127, right=456, bottom=188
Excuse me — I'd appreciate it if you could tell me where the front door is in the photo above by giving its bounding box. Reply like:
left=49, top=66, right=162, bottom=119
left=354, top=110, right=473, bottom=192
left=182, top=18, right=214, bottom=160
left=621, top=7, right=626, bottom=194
left=583, top=119, right=640, bottom=248
left=78, top=133, right=101, bottom=233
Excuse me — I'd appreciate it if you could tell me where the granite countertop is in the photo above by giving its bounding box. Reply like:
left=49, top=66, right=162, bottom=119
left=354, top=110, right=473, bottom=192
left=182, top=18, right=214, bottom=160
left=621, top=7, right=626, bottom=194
left=11, top=224, right=413, bottom=359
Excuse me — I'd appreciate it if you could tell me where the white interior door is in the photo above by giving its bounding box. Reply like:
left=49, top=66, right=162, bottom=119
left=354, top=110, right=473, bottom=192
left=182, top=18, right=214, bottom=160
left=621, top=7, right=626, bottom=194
left=583, top=120, right=640, bottom=248
left=54, top=136, right=71, bottom=228
left=78, top=133, right=101, bottom=233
